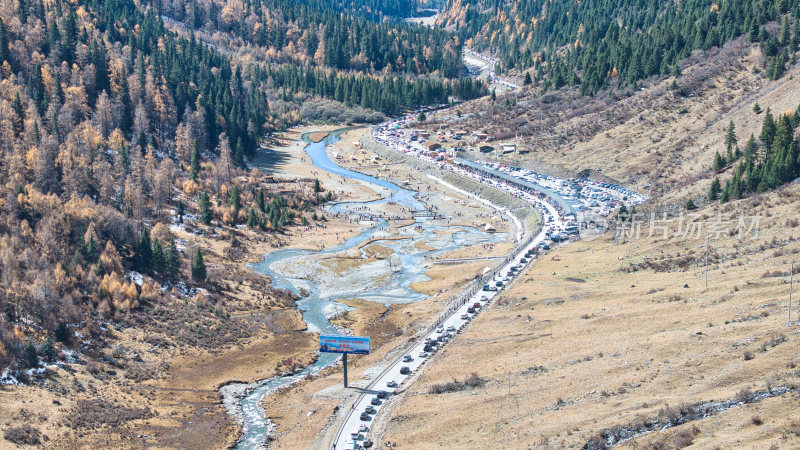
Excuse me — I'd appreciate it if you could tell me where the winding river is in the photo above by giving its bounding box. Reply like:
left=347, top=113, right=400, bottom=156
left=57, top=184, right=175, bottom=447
left=220, top=129, right=505, bottom=449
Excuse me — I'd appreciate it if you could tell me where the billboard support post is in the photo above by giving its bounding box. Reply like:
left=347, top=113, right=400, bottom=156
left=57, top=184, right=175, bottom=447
left=319, top=335, right=369, bottom=389
left=343, top=353, right=348, bottom=388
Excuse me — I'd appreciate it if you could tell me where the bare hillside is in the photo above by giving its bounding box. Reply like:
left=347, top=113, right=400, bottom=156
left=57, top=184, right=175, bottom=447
left=368, top=39, right=800, bottom=447
left=376, top=179, right=800, bottom=449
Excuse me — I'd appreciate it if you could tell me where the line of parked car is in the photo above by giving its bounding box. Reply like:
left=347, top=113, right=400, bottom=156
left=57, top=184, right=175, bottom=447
left=341, top=115, right=644, bottom=450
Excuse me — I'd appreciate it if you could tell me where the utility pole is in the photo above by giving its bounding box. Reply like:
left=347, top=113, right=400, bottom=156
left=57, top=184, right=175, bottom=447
left=705, top=233, right=709, bottom=289
left=789, top=260, right=794, bottom=327
left=342, top=353, right=348, bottom=388
left=540, top=110, right=543, bottom=134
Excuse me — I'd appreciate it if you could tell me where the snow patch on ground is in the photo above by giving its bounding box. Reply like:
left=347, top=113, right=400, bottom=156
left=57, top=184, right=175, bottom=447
left=322, top=301, right=354, bottom=319
left=127, top=271, right=144, bottom=286
left=0, top=368, right=19, bottom=385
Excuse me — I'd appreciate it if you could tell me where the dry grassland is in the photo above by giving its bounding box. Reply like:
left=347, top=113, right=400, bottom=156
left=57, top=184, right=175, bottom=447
left=378, top=183, right=800, bottom=449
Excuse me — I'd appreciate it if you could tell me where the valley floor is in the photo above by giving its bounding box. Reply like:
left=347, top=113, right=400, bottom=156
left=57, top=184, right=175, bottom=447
left=376, top=176, right=800, bottom=449
left=0, top=126, right=518, bottom=448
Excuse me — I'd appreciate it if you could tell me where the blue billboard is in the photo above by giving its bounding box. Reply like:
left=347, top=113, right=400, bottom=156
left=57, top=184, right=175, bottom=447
left=319, top=335, right=370, bottom=355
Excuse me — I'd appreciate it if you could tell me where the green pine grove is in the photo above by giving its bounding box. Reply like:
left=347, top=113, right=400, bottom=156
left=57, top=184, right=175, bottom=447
left=709, top=106, right=800, bottom=203
left=447, top=0, right=800, bottom=94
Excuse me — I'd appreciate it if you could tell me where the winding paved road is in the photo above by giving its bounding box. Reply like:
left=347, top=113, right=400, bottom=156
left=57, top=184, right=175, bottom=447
left=333, top=227, right=550, bottom=450
left=332, top=131, right=564, bottom=450
left=464, top=49, right=521, bottom=93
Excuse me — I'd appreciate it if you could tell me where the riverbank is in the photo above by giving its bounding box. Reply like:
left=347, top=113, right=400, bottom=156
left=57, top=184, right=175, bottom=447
left=12, top=123, right=519, bottom=449
left=3, top=125, right=385, bottom=449
left=248, top=127, right=526, bottom=449
left=165, top=124, right=510, bottom=448
left=1, top=123, right=525, bottom=449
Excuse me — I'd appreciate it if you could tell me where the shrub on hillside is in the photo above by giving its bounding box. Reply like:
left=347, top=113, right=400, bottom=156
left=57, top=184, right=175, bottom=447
left=299, top=100, right=384, bottom=124
left=3, top=424, right=41, bottom=445
left=428, top=372, right=486, bottom=394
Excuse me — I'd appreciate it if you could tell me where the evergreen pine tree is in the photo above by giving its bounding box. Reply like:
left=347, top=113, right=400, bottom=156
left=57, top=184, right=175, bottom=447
left=760, top=109, right=777, bottom=151
left=24, top=340, right=38, bottom=367
left=41, top=336, right=56, bottom=362
left=229, top=185, right=241, bottom=211
left=744, top=134, right=757, bottom=165
left=247, top=208, right=259, bottom=228
left=165, top=238, right=180, bottom=281
left=12, top=92, right=24, bottom=135
left=152, top=239, right=165, bottom=275
left=85, top=234, right=96, bottom=262
left=191, top=248, right=206, bottom=282
left=721, top=184, right=730, bottom=203
left=708, top=177, right=721, bottom=200
left=191, top=140, right=201, bottom=181
left=724, top=120, right=737, bottom=152
left=199, top=191, right=212, bottom=224
left=713, top=151, right=725, bottom=171
left=136, top=229, right=152, bottom=271
left=54, top=322, right=69, bottom=343
left=0, top=18, right=8, bottom=66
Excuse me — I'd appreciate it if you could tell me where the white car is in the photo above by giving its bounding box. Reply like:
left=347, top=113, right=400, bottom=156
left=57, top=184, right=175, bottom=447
left=387, top=380, right=398, bottom=388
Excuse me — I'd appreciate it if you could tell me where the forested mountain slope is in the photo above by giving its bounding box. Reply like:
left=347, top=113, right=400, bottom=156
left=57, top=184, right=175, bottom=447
left=0, top=0, right=487, bottom=445
left=0, top=0, right=482, bottom=385
left=441, top=0, right=800, bottom=94
left=156, top=0, right=460, bottom=76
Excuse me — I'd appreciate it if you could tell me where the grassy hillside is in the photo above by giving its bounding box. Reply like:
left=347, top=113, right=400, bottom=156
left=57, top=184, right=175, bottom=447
left=362, top=30, right=800, bottom=447
left=376, top=166, right=800, bottom=449
left=429, top=36, right=800, bottom=208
